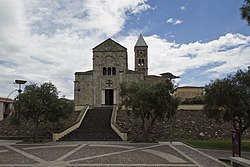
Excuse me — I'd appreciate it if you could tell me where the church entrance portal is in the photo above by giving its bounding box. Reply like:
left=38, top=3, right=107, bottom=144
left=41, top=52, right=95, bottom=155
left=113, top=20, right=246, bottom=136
left=105, top=89, right=114, bottom=105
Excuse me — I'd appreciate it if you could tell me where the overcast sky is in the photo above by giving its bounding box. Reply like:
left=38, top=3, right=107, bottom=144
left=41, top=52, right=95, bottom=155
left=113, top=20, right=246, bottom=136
left=1, top=0, right=250, bottom=99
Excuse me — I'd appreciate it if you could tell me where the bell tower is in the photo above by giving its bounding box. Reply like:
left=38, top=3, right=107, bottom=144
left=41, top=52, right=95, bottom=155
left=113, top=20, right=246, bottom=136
left=134, top=34, right=148, bottom=75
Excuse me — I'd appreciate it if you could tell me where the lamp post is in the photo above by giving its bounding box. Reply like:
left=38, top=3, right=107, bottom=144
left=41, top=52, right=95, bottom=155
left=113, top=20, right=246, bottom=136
left=162, top=73, right=179, bottom=143
left=170, top=109, right=173, bottom=144
left=15, top=80, right=27, bottom=139
left=4, top=89, right=17, bottom=118
left=6, top=89, right=17, bottom=100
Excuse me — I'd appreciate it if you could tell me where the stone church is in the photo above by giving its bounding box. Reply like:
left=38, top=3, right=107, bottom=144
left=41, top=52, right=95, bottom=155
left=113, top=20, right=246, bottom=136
left=74, top=35, right=177, bottom=109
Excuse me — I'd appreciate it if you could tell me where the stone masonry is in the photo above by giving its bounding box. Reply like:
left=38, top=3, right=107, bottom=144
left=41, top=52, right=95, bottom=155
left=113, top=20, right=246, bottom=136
left=74, top=35, right=171, bottom=109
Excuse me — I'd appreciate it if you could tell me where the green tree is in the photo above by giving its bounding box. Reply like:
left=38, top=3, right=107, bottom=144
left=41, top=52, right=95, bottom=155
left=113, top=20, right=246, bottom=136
left=240, top=0, right=250, bottom=25
left=119, top=80, right=179, bottom=141
left=182, top=96, right=204, bottom=105
left=204, top=68, right=250, bottom=137
left=18, top=82, right=73, bottom=138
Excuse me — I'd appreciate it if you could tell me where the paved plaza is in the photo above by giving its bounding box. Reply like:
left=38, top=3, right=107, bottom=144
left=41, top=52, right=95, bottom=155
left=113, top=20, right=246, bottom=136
left=0, top=140, right=229, bottom=167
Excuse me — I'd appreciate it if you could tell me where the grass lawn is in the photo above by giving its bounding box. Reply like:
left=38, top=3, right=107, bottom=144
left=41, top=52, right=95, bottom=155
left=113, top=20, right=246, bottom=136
left=186, top=140, right=250, bottom=151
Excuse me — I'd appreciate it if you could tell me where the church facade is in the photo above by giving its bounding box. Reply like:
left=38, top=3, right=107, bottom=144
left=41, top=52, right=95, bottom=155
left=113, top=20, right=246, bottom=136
left=74, top=35, right=172, bottom=109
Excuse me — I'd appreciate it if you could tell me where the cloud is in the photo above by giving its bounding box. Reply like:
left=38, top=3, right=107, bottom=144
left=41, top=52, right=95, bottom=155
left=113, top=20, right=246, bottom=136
left=23, top=0, right=151, bottom=37
left=0, top=0, right=249, bottom=100
left=117, top=33, right=250, bottom=86
left=0, top=0, right=151, bottom=99
left=144, top=33, right=250, bottom=85
left=180, top=6, right=186, bottom=11
left=118, top=33, right=250, bottom=84
left=166, top=18, right=183, bottom=25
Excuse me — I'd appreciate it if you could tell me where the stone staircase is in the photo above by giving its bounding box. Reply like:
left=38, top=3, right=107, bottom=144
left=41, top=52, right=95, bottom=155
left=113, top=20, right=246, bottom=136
left=60, top=107, right=121, bottom=141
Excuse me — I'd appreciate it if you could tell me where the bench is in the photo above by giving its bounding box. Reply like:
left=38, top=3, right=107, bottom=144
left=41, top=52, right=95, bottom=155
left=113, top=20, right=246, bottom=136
left=229, top=157, right=250, bottom=167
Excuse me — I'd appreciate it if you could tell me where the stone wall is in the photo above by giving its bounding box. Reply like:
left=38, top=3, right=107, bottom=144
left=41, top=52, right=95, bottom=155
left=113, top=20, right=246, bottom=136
left=74, top=72, right=93, bottom=106
left=173, top=87, right=204, bottom=102
left=116, top=109, right=250, bottom=141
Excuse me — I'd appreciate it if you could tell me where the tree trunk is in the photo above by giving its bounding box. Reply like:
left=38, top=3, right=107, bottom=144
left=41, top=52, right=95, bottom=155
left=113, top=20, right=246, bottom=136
left=140, top=117, right=145, bottom=134
left=239, top=118, right=243, bottom=137
left=146, top=116, right=157, bottom=136
left=140, top=115, right=150, bottom=141
left=33, top=114, right=40, bottom=139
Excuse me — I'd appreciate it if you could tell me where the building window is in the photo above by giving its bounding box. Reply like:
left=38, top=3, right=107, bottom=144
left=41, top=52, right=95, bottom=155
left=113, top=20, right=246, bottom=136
left=103, top=67, right=107, bottom=75
left=138, top=59, right=144, bottom=66
left=103, top=67, right=116, bottom=76
left=141, top=59, right=144, bottom=66
left=112, top=67, right=116, bottom=75
left=138, top=59, right=141, bottom=66
left=108, top=67, right=112, bottom=75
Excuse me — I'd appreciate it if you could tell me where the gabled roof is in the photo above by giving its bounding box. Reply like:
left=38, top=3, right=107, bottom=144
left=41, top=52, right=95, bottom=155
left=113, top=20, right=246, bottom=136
left=93, top=38, right=127, bottom=52
left=135, top=34, right=148, bottom=47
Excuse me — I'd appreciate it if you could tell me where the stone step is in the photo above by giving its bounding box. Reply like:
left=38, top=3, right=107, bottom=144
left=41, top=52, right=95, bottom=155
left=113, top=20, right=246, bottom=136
left=60, top=107, right=121, bottom=141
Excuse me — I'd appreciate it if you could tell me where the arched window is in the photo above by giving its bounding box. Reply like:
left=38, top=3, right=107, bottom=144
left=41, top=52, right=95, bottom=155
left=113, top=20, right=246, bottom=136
left=103, top=67, right=106, bottom=75
left=108, top=67, right=111, bottom=75
left=138, top=59, right=141, bottom=66
left=112, top=67, right=116, bottom=75
left=141, top=59, right=144, bottom=66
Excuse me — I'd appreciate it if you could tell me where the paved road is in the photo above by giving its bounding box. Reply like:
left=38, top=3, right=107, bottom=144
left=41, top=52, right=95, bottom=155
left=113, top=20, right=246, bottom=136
left=0, top=140, right=229, bottom=167
left=198, top=148, right=250, bottom=160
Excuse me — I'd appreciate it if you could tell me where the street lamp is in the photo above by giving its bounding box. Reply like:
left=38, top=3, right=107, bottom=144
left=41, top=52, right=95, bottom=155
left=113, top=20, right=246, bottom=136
left=6, top=89, right=17, bottom=101
left=15, top=79, right=27, bottom=139
left=160, top=73, right=180, bottom=143
left=15, top=80, right=27, bottom=92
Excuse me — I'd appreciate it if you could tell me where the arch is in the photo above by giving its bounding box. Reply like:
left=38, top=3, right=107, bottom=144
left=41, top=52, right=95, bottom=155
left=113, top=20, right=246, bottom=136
left=103, top=67, right=107, bottom=75
left=141, top=59, right=144, bottom=66
left=108, top=67, right=111, bottom=75
left=138, top=59, right=141, bottom=66
left=102, top=56, right=117, bottom=67
left=112, top=67, right=116, bottom=75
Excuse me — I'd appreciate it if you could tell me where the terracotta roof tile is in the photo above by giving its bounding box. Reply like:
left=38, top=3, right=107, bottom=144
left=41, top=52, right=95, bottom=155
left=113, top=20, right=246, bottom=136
left=0, top=97, right=14, bottom=102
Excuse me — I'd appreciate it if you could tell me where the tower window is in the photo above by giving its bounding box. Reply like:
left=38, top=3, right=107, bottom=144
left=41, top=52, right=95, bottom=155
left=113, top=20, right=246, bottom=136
left=112, top=67, right=116, bottom=75
left=138, top=59, right=141, bottom=66
left=138, top=59, right=144, bottom=66
left=108, top=67, right=112, bottom=75
left=103, top=67, right=107, bottom=75
left=141, top=59, right=144, bottom=66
